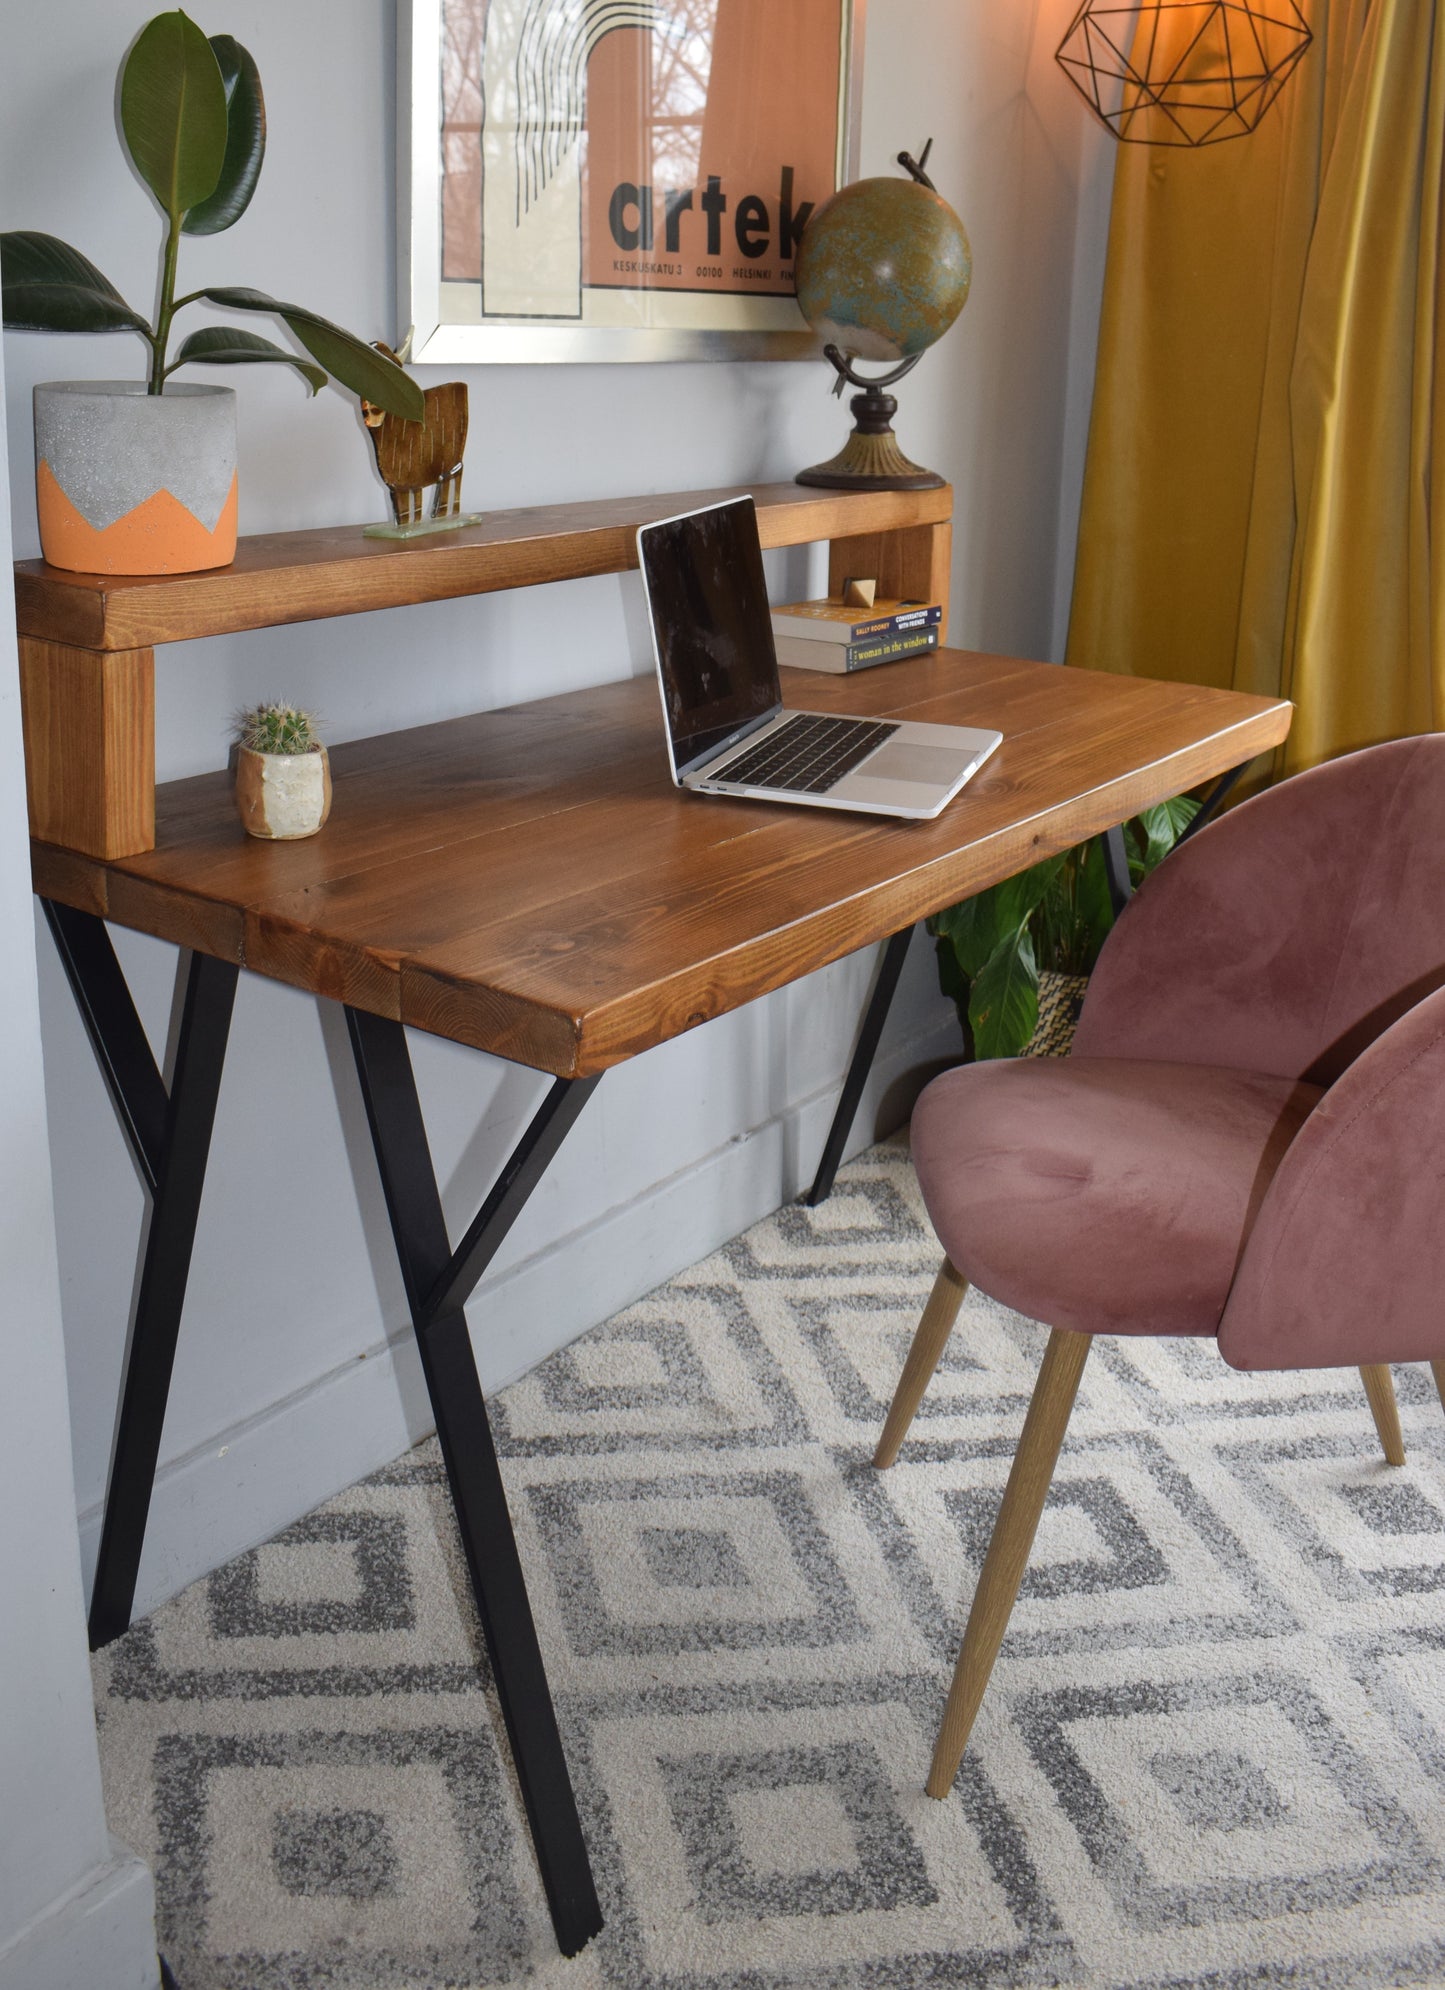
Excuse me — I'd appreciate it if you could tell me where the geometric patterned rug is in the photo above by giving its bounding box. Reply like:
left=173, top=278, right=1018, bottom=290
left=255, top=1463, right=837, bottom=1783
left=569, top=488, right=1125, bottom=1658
left=92, top=1140, right=1445, bottom=1988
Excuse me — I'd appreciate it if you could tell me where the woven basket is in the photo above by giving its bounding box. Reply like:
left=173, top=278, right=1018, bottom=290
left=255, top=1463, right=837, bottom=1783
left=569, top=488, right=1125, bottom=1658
left=1023, top=970, right=1089, bottom=1058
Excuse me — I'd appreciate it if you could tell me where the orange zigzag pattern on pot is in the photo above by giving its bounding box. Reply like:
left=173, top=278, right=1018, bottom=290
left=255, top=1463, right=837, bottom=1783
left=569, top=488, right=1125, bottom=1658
left=37, top=458, right=238, bottom=575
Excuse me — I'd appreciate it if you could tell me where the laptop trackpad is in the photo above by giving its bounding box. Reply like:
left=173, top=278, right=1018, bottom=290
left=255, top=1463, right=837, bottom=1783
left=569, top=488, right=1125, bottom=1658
left=862, top=742, right=970, bottom=786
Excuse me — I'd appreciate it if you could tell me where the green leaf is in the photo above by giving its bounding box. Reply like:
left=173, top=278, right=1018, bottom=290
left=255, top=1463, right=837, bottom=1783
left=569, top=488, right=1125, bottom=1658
left=121, top=12, right=228, bottom=223
left=931, top=931, right=966, bottom=1006
left=1136, top=795, right=1201, bottom=873
left=1073, top=837, right=1116, bottom=966
left=991, top=854, right=1066, bottom=935
left=1123, top=818, right=1147, bottom=884
left=183, top=36, right=265, bottom=235
left=198, top=287, right=425, bottom=417
left=1159, top=792, right=1203, bottom=836
left=932, top=856, right=1062, bottom=981
left=934, top=888, right=1010, bottom=981
left=930, top=790, right=1203, bottom=1050
left=170, top=324, right=325, bottom=391
left=968, top=926, right=1039, bottom=1060
left=931, top=892, right=1003, bottom=980
left=0, top=231, right=150, bottom=333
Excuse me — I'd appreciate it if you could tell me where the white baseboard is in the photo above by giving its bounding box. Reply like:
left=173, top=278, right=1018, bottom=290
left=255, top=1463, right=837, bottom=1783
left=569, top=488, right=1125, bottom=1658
left=0, top=1840, right=157, bottom=1990
left=83, top=1009, right=958, bottom=1619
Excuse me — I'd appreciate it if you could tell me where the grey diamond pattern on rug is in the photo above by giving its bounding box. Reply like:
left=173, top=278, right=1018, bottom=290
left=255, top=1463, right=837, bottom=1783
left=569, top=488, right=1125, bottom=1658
left=92, top=1141, right=1445, bottom=1987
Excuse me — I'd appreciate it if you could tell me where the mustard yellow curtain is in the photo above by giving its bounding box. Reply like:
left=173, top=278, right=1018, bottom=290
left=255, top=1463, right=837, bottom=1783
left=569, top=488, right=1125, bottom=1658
left=1066, top=0, right=1445, bottom=776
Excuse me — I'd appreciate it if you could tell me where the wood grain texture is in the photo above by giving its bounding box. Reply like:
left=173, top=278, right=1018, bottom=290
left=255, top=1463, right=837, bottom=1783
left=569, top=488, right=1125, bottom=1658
left=874, top=1258, right=969, bottom=1469
left=15, top=482, right=950, bottom=859
left=30, top=651, right=1292, bottom=1075
left=15, top=482, right=954, bottom=652
left=828, top=522, right=954, bottom=641
left=29, top=841, right=109, bottom=917
left=1359, top=1363, right=1406, bottom=1466
left=18, top=637, right=154, bottom=858
left=927, top=1328, right=1093, bottom=1797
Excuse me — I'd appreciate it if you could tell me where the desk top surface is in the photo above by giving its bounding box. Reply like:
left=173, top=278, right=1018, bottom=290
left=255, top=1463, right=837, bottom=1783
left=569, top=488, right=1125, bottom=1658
left=31, top=651, right=1291, bottom=1076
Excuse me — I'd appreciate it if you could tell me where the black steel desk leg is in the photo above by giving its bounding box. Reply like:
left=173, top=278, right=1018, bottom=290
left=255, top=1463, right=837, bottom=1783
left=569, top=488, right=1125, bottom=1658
left=415, top=1305, right=601, bottom=1954
left=1177, top=760, right=1249, bottom=844
left=42, top=902, right=169, bottom=1194
left=345, top=1007, right=604, bottom=1956
left=805, top=923, right=915, bottom=1207
left=79, top=945, right=240, bottom=1648
left=1102, top=823, right=1134, bottom=918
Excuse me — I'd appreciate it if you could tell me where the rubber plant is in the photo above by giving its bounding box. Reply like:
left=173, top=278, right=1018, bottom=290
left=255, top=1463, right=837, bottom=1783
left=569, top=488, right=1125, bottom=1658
left=929, top=795, right=1200, bottom=1060
left=0, top=10, right=422, bottom=419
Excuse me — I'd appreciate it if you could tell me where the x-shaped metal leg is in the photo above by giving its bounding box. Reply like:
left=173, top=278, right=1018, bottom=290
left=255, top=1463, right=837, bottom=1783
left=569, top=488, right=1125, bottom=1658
left=45, top=898, right=604, bottom=1954
left=42, top=901, right=240, bottom=1650
left=804, top=923, right=915, bottom=1206
left=345, top=1006, right=604, bottom=1955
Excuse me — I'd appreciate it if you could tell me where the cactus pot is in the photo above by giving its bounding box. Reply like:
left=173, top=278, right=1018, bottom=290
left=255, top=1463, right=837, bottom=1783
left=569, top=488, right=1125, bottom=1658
left=33, top=380, right=238, bottom=575
left=234, top=744, right=331, bottom=840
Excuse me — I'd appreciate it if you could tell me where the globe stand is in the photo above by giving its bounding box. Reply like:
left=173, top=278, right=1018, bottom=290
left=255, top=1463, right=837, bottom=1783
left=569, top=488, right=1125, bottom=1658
left=796, top=350, right=944, bottom=493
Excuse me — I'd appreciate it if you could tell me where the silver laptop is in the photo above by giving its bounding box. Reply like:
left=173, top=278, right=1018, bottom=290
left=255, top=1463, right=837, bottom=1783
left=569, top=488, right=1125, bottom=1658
left=637, top=496, right=1001, bottom=820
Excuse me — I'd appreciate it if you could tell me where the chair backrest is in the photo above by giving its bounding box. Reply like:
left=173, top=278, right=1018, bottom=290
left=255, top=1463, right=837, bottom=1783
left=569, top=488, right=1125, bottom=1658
left=1073, top=734, right=1445, bottom=1084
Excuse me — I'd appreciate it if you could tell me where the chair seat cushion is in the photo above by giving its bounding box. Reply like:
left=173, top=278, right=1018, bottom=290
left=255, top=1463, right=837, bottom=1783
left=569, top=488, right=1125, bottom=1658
left=910, top=1058, right=1324, bottom=1338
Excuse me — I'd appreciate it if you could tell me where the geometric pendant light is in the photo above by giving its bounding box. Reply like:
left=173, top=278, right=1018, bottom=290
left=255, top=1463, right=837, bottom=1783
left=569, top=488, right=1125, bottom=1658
left=1056, top=1, right=1313, bottom=146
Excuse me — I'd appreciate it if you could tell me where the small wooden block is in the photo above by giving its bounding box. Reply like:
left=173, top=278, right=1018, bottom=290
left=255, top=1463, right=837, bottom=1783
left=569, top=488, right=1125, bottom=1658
left=842, top=576, right=877, bottom=607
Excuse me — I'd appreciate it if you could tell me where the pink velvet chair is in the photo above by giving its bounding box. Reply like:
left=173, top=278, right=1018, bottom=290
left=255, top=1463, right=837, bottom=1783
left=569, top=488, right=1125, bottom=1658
left=877, top=735, right=1445, bottom=1799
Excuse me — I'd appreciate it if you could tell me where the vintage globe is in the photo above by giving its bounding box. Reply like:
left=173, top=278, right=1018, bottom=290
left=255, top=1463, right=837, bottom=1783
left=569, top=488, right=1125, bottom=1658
left=795, top=175, right=971, bottom=367
left=794, top=170, right=971, bottom=489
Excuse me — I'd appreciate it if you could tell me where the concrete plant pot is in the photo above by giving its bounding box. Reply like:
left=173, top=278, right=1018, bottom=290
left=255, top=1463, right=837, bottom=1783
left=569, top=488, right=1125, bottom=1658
left=234, top=744, right=331, bottom=840
left=34, top=380, right=238, bottom=575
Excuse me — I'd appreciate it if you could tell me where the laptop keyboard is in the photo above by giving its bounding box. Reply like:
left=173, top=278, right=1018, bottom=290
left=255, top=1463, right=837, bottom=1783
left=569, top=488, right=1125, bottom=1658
left=711, top=714, right=900, bottom=795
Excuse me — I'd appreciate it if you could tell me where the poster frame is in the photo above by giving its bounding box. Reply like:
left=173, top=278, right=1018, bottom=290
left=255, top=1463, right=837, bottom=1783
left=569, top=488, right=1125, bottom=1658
left=399, top=0, right=866, bottom=366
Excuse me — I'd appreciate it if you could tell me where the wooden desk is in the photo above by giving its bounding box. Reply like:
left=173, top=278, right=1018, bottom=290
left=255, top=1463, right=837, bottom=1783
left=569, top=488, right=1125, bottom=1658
left=33, top=648, right=1288, bottom=1072
left=32, top=647, right=1291, bottom=1956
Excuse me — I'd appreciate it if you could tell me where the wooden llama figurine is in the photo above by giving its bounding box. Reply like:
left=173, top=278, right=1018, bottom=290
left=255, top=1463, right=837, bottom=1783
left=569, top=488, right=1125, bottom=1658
left=361, top=338, right=469, bottom=529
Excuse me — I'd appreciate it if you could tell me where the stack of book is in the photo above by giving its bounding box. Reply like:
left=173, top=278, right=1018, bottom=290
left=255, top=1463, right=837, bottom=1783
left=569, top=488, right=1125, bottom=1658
left=770, top=595, right=943, bottom=673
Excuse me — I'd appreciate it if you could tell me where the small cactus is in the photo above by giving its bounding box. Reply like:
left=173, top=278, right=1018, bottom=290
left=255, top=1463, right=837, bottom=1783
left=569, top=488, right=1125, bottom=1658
left=234, top=702, right=322, bottom=756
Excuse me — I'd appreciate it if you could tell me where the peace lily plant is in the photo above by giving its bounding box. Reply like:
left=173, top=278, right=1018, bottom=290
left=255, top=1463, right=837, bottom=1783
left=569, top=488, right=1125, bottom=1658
left=0, top=9, right=422, bottom=572
left=929, top=796, right=1201, bottom=1060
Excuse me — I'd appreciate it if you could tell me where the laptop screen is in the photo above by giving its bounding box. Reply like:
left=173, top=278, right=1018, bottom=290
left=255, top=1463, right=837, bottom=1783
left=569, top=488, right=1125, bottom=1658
left=637, top=496, right=782, bottom=775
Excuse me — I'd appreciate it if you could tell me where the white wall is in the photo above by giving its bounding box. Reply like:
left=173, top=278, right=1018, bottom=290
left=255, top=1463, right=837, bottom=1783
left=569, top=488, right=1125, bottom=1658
left=2, top=0, right=1106, bottom=1615
left=0, top=350, right=158, bottom=1990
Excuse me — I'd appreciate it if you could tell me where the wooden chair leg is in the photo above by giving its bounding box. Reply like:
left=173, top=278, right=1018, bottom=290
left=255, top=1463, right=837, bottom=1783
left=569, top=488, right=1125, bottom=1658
left=927, top=1328, right=1092, bottom=1798
left=1360, top=1364, right=1406, bottom=1466
left=874, top=1258, right=970, bottom=1469
left=1431, top=1361, right=1445, bottom=1423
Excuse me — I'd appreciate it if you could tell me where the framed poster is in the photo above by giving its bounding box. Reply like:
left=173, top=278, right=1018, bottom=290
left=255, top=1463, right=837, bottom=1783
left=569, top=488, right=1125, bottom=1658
left=401, top=0, right=864, bottom=364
